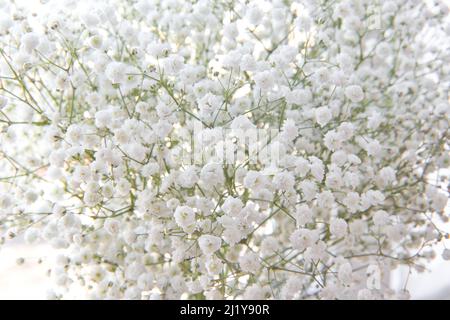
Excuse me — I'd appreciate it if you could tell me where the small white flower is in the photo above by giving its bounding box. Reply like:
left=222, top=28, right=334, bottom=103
left=315, top=106, right=332, bottom=127
left=295, top=204, right=313, bottom=227
left=198, top=235, right=222, bottom=255
left=345, top=85, right=364, bottom=103
left=372, top=210, right=389, bottom=227
left=330, top=218, right=348, bottom=238
left=222, top=197, right=244, bottom=217
left=105, top=61, right=128, bottom=84
left=174, top=206, right=196, bottom=229
left=317, top=190, right=335, bottom=209
left=254, top=70, right=275, bottom=91
left=290, top=229, right=319, bottom=251
left=238, top=252, right=260, bottom=274
left=104, top=218, right=120, bottom=235
left=342, top=192, right=360, bottom=213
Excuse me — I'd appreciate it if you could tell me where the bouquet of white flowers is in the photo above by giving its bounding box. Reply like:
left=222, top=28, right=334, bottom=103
left=0, top=0, right=449, bottom=300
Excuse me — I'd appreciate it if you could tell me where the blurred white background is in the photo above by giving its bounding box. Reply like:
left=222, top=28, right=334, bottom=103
left=1, top=236, right=449, bottom=299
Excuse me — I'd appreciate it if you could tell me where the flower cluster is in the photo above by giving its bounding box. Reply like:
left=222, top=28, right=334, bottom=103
left=0, top=0, right=449, bottom=300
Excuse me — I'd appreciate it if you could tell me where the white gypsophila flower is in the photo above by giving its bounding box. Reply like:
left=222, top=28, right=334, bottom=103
left=342, top=192, right=361, bottom=213
left=103, top=218, right=120, bottom=235
left=315, top=106, right=332, bottom=127
left=174, top=206, right=196, bottom=229
left=238, top=252, right=260, bottom=274
left=330, top=218, right=348, bottom=238
left=344, top=85, right=364, bottom=103
left=198, top=235, right=222, bottom=255
left=295, top=204, right=313, bottom=227
left=254, top=70, right=275, bottom=91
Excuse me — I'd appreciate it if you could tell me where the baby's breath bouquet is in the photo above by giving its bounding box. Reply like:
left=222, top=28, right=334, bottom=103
left=0, top=0, right=449, bottom=300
